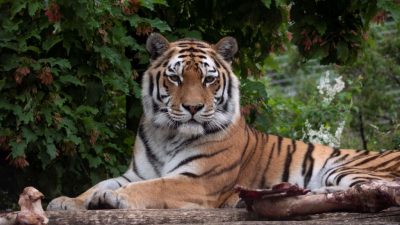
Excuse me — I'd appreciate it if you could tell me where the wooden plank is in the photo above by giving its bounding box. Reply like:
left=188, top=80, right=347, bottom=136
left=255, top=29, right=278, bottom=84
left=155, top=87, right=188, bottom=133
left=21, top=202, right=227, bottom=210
left=2, top=207, right=399, bottom=225
left=43, top=207, right=400, bottom=225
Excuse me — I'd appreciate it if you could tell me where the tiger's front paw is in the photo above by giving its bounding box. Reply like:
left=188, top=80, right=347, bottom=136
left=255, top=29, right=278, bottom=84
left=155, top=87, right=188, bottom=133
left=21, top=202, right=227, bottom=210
left=86, top=190, right=130, bottom=209
left=47, top=196, right=86, bottom=211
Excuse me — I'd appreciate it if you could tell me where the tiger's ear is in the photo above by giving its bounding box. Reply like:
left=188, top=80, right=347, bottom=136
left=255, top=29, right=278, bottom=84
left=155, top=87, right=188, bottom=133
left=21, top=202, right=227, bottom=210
left=146, top=33, right=170, bottom=60
left=214, top=37, right=238, bottom=62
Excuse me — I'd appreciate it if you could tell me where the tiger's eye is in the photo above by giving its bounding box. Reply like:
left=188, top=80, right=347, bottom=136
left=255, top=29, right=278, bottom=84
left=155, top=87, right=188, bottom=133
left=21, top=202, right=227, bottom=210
left=169, top=75, right=180, bottom=82
left=204, top=76, right=216, bottom=83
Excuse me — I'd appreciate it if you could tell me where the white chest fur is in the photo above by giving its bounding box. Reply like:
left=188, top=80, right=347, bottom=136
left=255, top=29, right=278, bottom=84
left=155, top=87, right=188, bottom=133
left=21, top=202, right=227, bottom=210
left=133, top=124, right=202, bottom=180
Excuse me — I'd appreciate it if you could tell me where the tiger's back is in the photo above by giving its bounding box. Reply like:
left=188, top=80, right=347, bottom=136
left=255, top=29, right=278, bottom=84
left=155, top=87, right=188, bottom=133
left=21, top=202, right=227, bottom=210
left=47, top=34, right=400, bottom=210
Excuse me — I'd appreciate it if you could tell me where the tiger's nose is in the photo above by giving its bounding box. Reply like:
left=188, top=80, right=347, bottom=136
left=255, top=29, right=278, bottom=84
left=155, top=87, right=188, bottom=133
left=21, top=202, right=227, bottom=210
left=182, top=104, right=204, bottom=115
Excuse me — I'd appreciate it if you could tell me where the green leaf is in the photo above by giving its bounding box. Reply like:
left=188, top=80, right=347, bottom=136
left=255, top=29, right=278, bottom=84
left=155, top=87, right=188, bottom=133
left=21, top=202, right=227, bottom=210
left=0, top=54, right=19, bottom=71
left=40, top=58, right=71, bottom=69
left=42, top=36, right=63, bottom=52
left=85, top=154, right=102, bottom=168
left=102, top=74, right=129, bottom=94
left=147, top=18, right=171, bottom=32
left=10, top=140, right=27, bottom=157
left=26, top=45, right=41, bottom=54
left=94, top=46, right=121, bottom=65
left=132, top=80, right=142, bottom=98
left=28, top=2, right=42, bottom=16
left=22, top=127, right=38, bottom=144
left=85, top=80, right=105, bottom=105
left=261, top=0, right=272, bottom=8
left=41, top=107, right=53, bottom=126
left=66, top=134, right=82, bottom=145
left=139, top=0, right=168, bottom=10
left=0, top=78, right=6, bottom=90
left=378, top=1, right=400, bottom=22
left=127, top=16, right=171, bottom=32
left=75, top=105, right=99, bottom=115
left=314, top=22, right=327, bottom=35
left=60, top=75, right=84, bottom=86
left=10, top=0, right=27, bottom=18
left=46, top=143, right=58, bottom=160
left=337, top=41, right=349, bottom=62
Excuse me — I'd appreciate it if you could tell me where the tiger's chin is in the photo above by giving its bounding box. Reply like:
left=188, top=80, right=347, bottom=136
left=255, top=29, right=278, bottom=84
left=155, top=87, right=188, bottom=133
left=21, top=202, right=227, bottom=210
left=177, top=122, right=205, bottom=136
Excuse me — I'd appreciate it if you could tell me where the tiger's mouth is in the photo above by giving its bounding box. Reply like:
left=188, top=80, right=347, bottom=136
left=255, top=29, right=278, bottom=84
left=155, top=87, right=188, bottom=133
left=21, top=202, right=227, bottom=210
left=188, top=119, right=198, bottom=123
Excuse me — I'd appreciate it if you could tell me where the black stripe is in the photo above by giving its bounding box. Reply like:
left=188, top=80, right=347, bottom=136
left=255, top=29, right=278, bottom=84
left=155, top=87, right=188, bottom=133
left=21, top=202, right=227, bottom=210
left=350, top=154, right=382, bottom=167
left=249, top=132, right=263, bottom=185
left=222, top=101, right=229, bottom=112
left=178, top=47, right=207, bottom=54
left=167, top=67, right=174, bottom=73
left=180, top=165, right=220, bottom=179
left=208, top=158, right=241, bottom=178
left=324, top=166, right=345, bottom=186
left=227, top=73, right=232, bottom=98
left=148, top=74, right=154, bottom=96
left=204, top=122, right=229, bottom=134
left=260, top=136, right=273, bottom=187
left=138, top=125, right=162, bottom=176
left=211, top=53, right=229, bottom=72
left=277, top=136, right=283, bottom=155
left=282, top=140, right=296, bottom=182
left=169, top=135, right=201, bottom=158
left=131, top=157, right=145, bottom=180
left=371, top=155, right=400, bottom=170
left=377, top=160, right=400, bottom=172
left=349, top=179, right=367, bottom=187
left=153, top=49, right=175, bottom=68
left=180, top=172, right=199, bottom=178
left=121, top=175, right=132, bottom=183
left=152, top=99, right=160, bottom=113
left=219, top=72, right=227, bottom=105
left=343, top=150, right=370, bottom=164
left=177, top=42, right=207, bottom=46
left=207, top=179, right=237, bottom=197
left=214, top=59, right=221, bottom=68
left=156, top=72, right=162, bottom=102
left=240, top=126, right=257, bottom=168
left=333, top=153, right=349, bottom=164
left=302, top=143, right=315, bottom=188
left=321, top=147, right=341, bottom=170
left=176, top=43, right=207, bottom=48
left=335, top=170, right=354, bottom=185
left=258, top=133, right=271, bottom=188
left=168, top=147, right=230, bottom=173
left=115, top=180, right=122, bottom=187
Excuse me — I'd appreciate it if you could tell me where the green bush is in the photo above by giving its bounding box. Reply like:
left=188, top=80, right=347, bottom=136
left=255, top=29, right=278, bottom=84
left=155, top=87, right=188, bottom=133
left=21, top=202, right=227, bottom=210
left=248, top=22, right=400, bottom=151
left=0, top=0, right=168, bottom=209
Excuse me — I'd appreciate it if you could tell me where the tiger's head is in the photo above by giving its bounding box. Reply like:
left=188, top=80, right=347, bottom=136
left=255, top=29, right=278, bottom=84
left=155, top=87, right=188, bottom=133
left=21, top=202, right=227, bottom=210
left=142, top=33, right=240, bottom=136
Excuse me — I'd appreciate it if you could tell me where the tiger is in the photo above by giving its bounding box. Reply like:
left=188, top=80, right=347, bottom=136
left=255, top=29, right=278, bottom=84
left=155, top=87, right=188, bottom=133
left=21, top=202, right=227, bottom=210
left=47, top=33, right=400, bottom=210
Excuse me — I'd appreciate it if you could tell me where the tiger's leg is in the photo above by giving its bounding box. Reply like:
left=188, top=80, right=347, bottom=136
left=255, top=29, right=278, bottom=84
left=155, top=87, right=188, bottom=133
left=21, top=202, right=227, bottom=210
left=47, top=170, right=140, bottom=211
left=86, top=176, right=222, bottom=209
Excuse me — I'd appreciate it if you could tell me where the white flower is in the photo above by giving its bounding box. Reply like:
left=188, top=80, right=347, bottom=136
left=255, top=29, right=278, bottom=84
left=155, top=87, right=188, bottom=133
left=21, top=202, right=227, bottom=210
left=302, top=120, right=346, bottom=148
left=317, top=71, right=345, bottom=105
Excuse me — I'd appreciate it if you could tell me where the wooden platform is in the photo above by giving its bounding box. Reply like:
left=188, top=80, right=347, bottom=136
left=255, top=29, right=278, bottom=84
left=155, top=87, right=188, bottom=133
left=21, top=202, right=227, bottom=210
left=44, top=207, right=400, bottom=225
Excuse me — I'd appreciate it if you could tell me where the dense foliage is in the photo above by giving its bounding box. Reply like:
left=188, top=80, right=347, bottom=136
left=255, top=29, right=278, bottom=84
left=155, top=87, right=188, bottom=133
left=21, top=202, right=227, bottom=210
left=247, top=22, right=400, bottom=150
left=0, top=0, right=398, bottom=209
